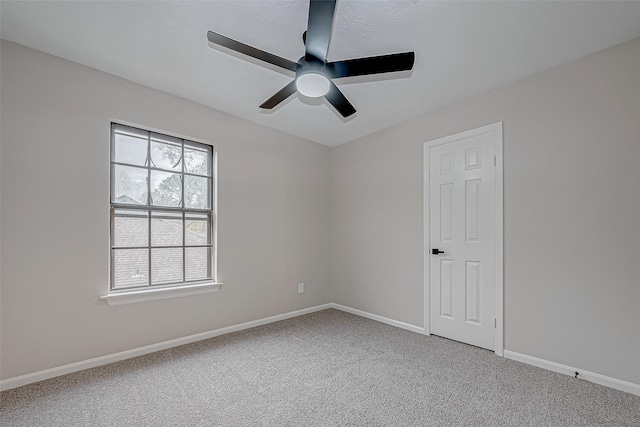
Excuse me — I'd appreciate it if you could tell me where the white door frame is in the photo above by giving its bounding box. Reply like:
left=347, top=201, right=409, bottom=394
left=423, top=122, right=504, bottom=356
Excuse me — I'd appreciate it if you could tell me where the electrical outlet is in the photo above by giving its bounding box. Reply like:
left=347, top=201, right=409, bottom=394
left=298, top=283, right=304, bottom=293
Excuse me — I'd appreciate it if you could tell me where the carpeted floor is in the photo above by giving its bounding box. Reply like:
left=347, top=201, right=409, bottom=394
left=1, top=308, right=638, bottom=426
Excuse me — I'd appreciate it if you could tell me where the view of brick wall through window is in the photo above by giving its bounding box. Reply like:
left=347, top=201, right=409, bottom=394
left=110, top=123, right=214, bottom=290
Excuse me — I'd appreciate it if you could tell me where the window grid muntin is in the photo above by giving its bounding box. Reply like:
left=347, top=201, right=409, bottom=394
left=147, top=131, right=152, bottom=283
left=110, top=123, right=214, bottom=291
left=112, top=160, right=209, bottom=177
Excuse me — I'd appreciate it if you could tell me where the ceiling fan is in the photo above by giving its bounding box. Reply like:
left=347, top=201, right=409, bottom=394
left=207, top=0, right=415, bottom=118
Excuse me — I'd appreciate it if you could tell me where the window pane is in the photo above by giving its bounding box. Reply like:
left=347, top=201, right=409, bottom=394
left=150, top=171, right=181, bottom=207
left=151, top=248, right=183, bottom=284
left=113, top=249, right=149, bottom=289
left=113, top=127, right=148, bottom=166
left=184, top=143, right=211, bottom=176
left=113, top=209, right=148, bottom=247
left=185, top=213, right=210, bottom=246
left=185, top=247, right=211, bottom=282
left=151, top=137, right=182, bottom=171
left=151, top=211, right=183, bottom=247
left=184, top=175, right=210, bottom=209
left=113, top=164, right=148, bottom=205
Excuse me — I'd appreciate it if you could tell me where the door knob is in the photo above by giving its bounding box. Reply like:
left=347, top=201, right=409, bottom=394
left=432, top=249, right=445, bottom=255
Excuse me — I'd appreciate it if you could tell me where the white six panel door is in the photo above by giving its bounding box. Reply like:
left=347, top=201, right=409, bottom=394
left=429, top=132, right=496, bottom=350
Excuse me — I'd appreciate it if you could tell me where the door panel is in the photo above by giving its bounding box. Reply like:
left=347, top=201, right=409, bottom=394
left=440, top=259, right=453, bottom=318
left=465, top=179, right=480, bottom=242
left=465, top=261, right=481, bottom=324
left=440, top=183, right=453, bottom=241
left=429, top=133, right=495, bottom=350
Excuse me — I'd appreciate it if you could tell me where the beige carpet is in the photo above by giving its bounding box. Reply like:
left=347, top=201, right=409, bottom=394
left=1, top=309, right=639, bottom=426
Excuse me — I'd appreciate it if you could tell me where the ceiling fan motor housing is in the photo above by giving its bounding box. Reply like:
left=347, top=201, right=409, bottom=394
left=297, top=56, right=326, bottom=74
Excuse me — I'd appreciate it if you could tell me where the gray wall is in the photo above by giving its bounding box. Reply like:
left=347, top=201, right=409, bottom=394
left=0, top=41, right=331, bottom=379
left=331, top=38, right=640, bottom=384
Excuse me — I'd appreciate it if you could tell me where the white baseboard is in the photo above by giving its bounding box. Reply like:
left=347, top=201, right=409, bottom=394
left=329, top=303, right=425, bottom=334
left=0, top=303, right=423, bottom=391
left=504, top=350, right=640, bottom=397
left=5, top=304, right=636, bottom=397
left=0, top=303, right=332, bottom=391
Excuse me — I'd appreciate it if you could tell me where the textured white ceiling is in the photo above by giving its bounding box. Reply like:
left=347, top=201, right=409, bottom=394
left=2, top=1, right=640, bottom=146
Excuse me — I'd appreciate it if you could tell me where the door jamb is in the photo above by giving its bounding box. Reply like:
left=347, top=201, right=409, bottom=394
left=422, top=122, right=504, bottom=356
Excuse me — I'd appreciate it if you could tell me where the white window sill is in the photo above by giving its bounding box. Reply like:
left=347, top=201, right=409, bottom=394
left=101, top=282, right=223, bottom=306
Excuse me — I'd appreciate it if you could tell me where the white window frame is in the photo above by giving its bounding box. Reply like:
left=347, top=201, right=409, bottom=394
left=102, top=123, right=221, bottom=306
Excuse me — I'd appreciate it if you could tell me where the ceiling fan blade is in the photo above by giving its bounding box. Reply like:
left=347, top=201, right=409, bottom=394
left=324, top=82, right=356, bottom=118
left=207, top=31, right=298, bottom=72
left=327, top=52, right=415, bottom=78
left=259, top=81, right=298, bottom=109
left=305, top=0, right=337, bottom=62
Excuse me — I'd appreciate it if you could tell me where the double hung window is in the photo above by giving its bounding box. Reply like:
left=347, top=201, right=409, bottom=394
left=110, top=123, right=215, bottom=291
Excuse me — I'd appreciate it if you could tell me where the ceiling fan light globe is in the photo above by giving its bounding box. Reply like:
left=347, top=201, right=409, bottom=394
left=296, top=73, right=330, bottom=97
